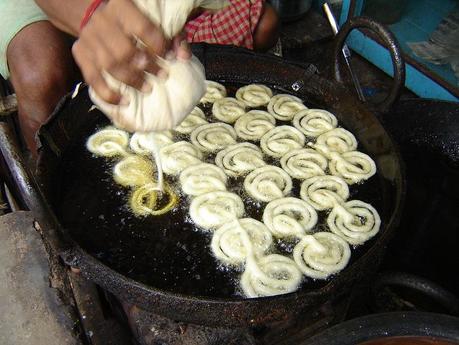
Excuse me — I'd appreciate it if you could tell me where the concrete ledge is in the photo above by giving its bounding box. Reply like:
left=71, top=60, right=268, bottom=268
left=0, top=211, right=81, bottom=345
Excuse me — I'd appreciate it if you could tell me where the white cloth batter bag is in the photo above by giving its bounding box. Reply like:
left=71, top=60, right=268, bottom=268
left=89, top=0, right=228, bottom=132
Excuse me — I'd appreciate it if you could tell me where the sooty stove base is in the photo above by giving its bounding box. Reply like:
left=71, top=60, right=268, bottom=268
left=133, top=303, right=347, bottom=345
left=101, top=291, right=352, bottom=345
left=66, top=255, right=353, bottom=345
left=67, top=265, right=353, bottom=345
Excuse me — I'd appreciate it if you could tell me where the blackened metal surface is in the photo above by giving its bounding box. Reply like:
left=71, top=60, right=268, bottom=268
left=379, top=99, right=459, bottom=295
left=371, top=272, right=459, bottom=316
left=381, top=99, right=459, bottom=163
left=333, top=17, right=406, bottom=113
left=68, top=270, right=133, bottom=345
left=0, top=122, right=77, bottom=307
left=125, top=304, right=256, bottom=345
left=299, top=312, right=459, bottom=345
left=37, top=44, right=405, bottom=327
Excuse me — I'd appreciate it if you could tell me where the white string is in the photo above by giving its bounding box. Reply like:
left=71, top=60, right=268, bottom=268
left=241, top=253, right=303, bottom=298
left=300, top=175, right=350, bottom=211
left=293, top=232, right=351, bottom=279
left=212, top=97, right=246, bottom=124
left=280, top=148, right=328, bottom=180
left=86, top=127, right=129, bottom=157
left=113, top=155, right=154, bottom=187
left=174, top=107, right=208, bottom=134
left=211, top=218, right=272, bottom=266
left=234, top=110, right=276, bottom=141
left=159, top=141, right=203, bottom=175
left=327, top=200, right=381, bottom=245
left=262, top=197, right=318, bottom=238
left=315, top=128, right=358, bottom=154
left=328, top=151, right=377, bottom=184
left=189, top=191, right=245, bottom=230
left=267, top=94, right=306, bottom=121
left=129, top=131, right=173, bottom=155
left=244, top=165, right=293, bottom=202
left=260, top=125, right=305, bottom=158
left=215, top=142, right=265, bottom=177
left=179, top=163, right=227, bottom=196
left=293, top=109, right=338, bottom=138
left=236, top=84, right=273, bottom=108
left=190, top=122, right=237, bottom=152
left=200, top=80, right=227, bottom=104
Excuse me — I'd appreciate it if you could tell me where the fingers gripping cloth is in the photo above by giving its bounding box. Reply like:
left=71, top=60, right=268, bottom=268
left=88, top=0, right=228, bottom=132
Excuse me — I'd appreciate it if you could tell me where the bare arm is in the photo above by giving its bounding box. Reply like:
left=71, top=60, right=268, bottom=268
left=34, top=0, right=190, bottom=104
left=34, top=0, right=168, bottom=104
left=34, top=0, right=91, bottom=36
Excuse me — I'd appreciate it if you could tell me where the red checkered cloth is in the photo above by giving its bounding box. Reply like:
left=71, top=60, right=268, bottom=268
left=185, top=0, right=265, bottom=50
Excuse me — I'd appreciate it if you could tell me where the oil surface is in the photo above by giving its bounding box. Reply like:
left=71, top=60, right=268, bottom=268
left=55, top=84, right=385, bottom=298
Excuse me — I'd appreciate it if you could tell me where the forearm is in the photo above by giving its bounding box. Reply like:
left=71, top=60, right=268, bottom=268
left=34, top=0, right=92, bottom=36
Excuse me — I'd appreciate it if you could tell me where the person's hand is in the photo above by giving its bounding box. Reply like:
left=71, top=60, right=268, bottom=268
left=170, top=34, right=192, bottom=61
left=72, top=0, right=167, bottom=104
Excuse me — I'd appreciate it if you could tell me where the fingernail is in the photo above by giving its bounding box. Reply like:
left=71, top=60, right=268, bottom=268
left=141, top=82, right=152, bottom=93
left=180, top=40, right=189, bottom=50
left=133, top=53, right=148, bottom=69
left=165, top=51, right=176, bottom=60
left=119, top=96, right=130, bottom=105
left=158, top=69, right=168, bottom=80
left=178, top=40, right=191, bottom=60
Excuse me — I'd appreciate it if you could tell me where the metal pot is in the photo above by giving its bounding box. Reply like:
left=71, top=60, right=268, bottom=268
left=1, top=17, right=406, bottom=329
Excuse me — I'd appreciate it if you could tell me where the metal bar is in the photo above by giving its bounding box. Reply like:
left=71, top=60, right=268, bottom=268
left=0, top=122, right=68, bottom=252
left=324, top=2, right=366, bottom=102
left=68, top=270, right=133, bottom=345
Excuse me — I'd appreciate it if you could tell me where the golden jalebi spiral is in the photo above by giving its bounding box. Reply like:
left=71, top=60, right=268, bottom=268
left=236, top=84, right=273, bottom=108
left=211, top=218, right=272, bottom=266
left=200, top=80, right=227, bottom=104
left=234, top=110, right=276, bottom=141
left=159, top=141, right=203, bottom=175
left=293, top=109, right=338, bottom=138
left=244, top=165, right=292, bottom=202
left=190, top=123, right=237, bottom=153
left=129, top=131, right=173, bottom=155
left=189, top=191, right=245, bottom=230
left=260, top=125, right=305, bottom=158
left=179, top=163, right=227, bottom=196
left=215, top=142, right=265, bottom=177
left=315, top=128, right=358, bottom=154
left=328, top=151, right=377, bottom=184
left=280, top=148, right=328, bottom=180
left=174, top=107, right=208, bottom=134
left=212, top=97, right=246, bottom=124
left=327, top=200, right=381, bottom=245
left=113, top=155, right=155, bottom=187
left=129, top=182, right=178, bottom=217
left=241, top=254, right=303, bottom=298
left=267, top=94, right=307, bottom=121
left=262, top=197, right=318, bottom=238
left=293, top=232, right=351, bottom=279
left=300, top=175, right=349, bottom=211
left=86, top=127, right=129, bottom=157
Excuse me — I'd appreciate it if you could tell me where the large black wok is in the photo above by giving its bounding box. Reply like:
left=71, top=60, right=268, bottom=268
left=35, top=18, right=406, bottom=328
